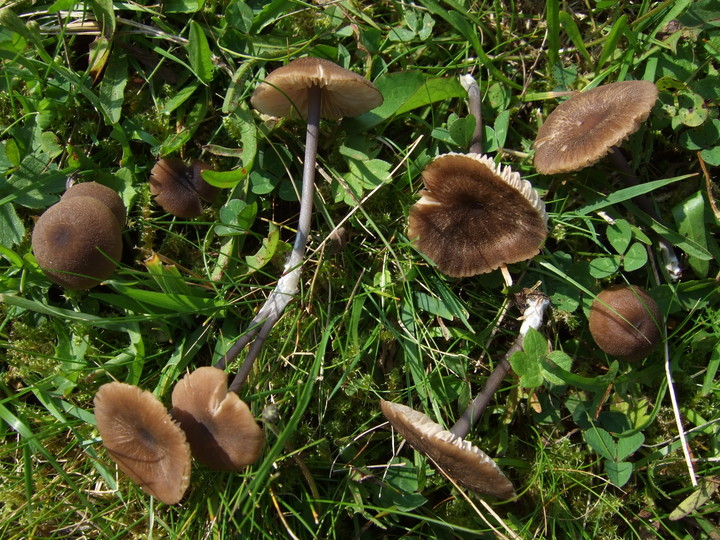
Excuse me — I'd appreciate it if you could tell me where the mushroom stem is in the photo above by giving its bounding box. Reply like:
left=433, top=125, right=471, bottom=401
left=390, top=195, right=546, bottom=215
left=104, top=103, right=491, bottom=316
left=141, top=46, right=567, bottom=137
left=450, top=294, right=550, bottom=438
left=607, top=148, right=682, bottom=281
left=460, top=74, right=483, bottom=154
left=216, top=85, right=322, bottom=388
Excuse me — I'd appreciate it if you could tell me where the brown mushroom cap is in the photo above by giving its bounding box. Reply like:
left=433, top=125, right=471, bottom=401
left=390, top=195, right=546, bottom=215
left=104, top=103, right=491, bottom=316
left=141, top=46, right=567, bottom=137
left=533, top=80, right=658, bottom=174
left=380, top=400, right=515, bottom=499
left=171, top=367, right=264, bottom=471
left=31, top=196, right=123, bottom=290
left=589, top=284, right=663, bottom=361
left=407, top=153, right=547, bottom=277
left=149, top=157, right=218, bottom=218
left=94, top=382, right=191, bottom=505
left=61, top=181, right=126, bottom=228
left=250, top=57, right=383, bottom=120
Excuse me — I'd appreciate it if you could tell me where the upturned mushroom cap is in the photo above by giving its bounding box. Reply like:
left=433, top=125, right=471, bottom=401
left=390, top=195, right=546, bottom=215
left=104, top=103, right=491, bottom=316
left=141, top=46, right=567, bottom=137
left=407, top=153, right=547, bottom=277
left=31, top=196, right=123, bottom=290
left=533, top=80, right=658, bottom=174
left=171, top=367, right=264, bottom=471
left=250, top=57, right=383, bottom=120
left=61, top=181, right=126, bottom=227
left=380, top=400, right=515, bottom=499
left=589, top=284, right=663, bottom=361
left=94, top=382, right=191, bottom=505
left=149, top=157, right=218, bottom=218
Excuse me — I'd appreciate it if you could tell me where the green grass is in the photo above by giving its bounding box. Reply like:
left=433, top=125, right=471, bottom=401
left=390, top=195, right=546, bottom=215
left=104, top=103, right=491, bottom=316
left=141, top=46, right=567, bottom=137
left=1, top=0, right=719, bottom=538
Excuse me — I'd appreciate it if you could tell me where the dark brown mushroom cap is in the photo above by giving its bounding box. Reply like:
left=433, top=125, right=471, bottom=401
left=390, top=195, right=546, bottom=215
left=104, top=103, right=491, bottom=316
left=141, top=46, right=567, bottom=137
left=94, top=382, right=191, bottom=505
left=31, top=196, right=122, bottom=290
left=171, top=367, right=264, bottom=471
left=61, top=181, right=126, bottom=228
left=380, top=400, right=515, bottom=499
left=533, top=80, right=658, bottom=174
left=250, top=57, right=384, bottom=120
left=407, top=153, right=547, bottom=277
left=589, top=284, right=663, bottom=361
left=149, top=157, right=218, bottom=218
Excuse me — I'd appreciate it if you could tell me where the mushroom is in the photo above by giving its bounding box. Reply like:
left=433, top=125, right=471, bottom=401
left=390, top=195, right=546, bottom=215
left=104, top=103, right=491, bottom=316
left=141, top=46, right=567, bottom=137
left=170, top=367, right=264, bottom=471
left=94, top=382, right=191, bottom=505
left=407, top=152, right=548, bottom=277
left=381, top=292, right=551, bottom=499
left=148, top=157, right=218, bottom=218
left=380, top=400, right=515, bottom=499
left=215, top=57, right=383, bottom=392
left=31, top=196, right=123, bottom=290
left=532, top=80, right=681, bottom=280
left=588, top=284, right=663, bottom=361
left=408, top=75, right=547, bottom=282
left=533, top=80, right=658, bottom=174
left=60, top=181, right=126, bottom=228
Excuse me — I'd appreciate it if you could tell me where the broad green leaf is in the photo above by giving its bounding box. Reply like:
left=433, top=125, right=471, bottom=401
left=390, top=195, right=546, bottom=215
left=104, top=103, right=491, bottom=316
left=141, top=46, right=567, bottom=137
left=545, top=0, right=560, bottom=66
left=98, top=51, right=127, bottom=124
left=542, top=351, right=573, bottom=385
left=541, top=357, right=619, bottom=392
left=164, top=0, right=204, bottom=13
left=245, top=225, right=280, bottom=273
left=0, top=203, right=25, bottom=247
left=669, top=478, right=720, bottom=521
left=673, top=191, right=710, bottom=277
left=597, top=14, right=627, bottom=68
left=589, top=256, right=620, bottom=278
left=622, top=242, right=648, bottom=272
left=509, top=350, right=544, bottom=388
left=89, top=0, right=115, bottom=38
left=187, top=20, right=214, bottom=84
left=414, top=291, right=453, bottom=320
left=202, top=167, right=250, bottom=189
left=607, top=219, right=632, bottom=255
left=575, top=174, right=692, bottom=215
left=559, top=11, right=592, bottom=63
left=616, top=432, right=644, bottom=461
left=584, top=427, right=615, bottom=461
left=700, top=146, right=720, bottom=166
left=605, top=460, right=633, bottom=487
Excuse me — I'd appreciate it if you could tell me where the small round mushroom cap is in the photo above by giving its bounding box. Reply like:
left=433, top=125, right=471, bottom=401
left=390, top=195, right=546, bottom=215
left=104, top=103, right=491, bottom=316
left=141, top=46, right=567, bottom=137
left=250, top=57, right=383, bottom=120
left=407, top=153, right=547, bottom=277
left=171, top=367, right=264, bottom=471
left=61, top=181, right=126, bottom=227
left=31, top=196, right=123, bottom=290
left=380, top=400, right=515, bottom=499
left=589, top=284, right=663, bottom=361
left=533, top=80, right=658, bottom=174
left=149, top=157, right=218, bottom=218
left=94, top=382, right=191, bottom=505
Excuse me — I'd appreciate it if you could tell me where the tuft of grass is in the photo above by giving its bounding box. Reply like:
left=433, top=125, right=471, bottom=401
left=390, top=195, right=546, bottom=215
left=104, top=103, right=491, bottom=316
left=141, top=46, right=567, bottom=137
left=1, top=0, right=719, bottom=538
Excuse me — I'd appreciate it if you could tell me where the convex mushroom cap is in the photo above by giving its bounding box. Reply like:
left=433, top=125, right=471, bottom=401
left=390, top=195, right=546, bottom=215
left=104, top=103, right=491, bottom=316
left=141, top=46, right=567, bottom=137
left=32, top=195, right=123, bottom=290
left=380, top=400, right=515, bottom=499
left=407, top=153, right=547, bottom=277
left=589, top=284, right=663, bottom=361
left=61, top=181, right=126, bottom=227
left=533, top=80, right=658, bottom=174
left=171, top=367, right=264, bottom=471
left=250, top=56, right=383, bottom=120
left=149, top=157, right=218, bottom=218
left=94, top=382, right=191, bottom=505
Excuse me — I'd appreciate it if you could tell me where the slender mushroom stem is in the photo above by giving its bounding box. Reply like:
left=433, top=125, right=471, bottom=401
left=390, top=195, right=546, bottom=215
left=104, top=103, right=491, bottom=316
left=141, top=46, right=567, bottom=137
left=460, top=74, right=483, bottom=154
left=607, top=148, right=682, bottom=281
left=450, top=294, right=550, bottom=438
left=216, top=85, right=322, bottom=389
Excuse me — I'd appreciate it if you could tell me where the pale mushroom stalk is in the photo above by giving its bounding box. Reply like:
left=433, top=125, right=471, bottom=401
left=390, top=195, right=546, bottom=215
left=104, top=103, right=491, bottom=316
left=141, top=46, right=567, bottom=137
left=460, top=74, right=483, bottom=154
left=218, top=85, right=322, bottom=392
left=450, top=293, right=550, bottom=438
left=607, top=148, right=682, bottom=280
